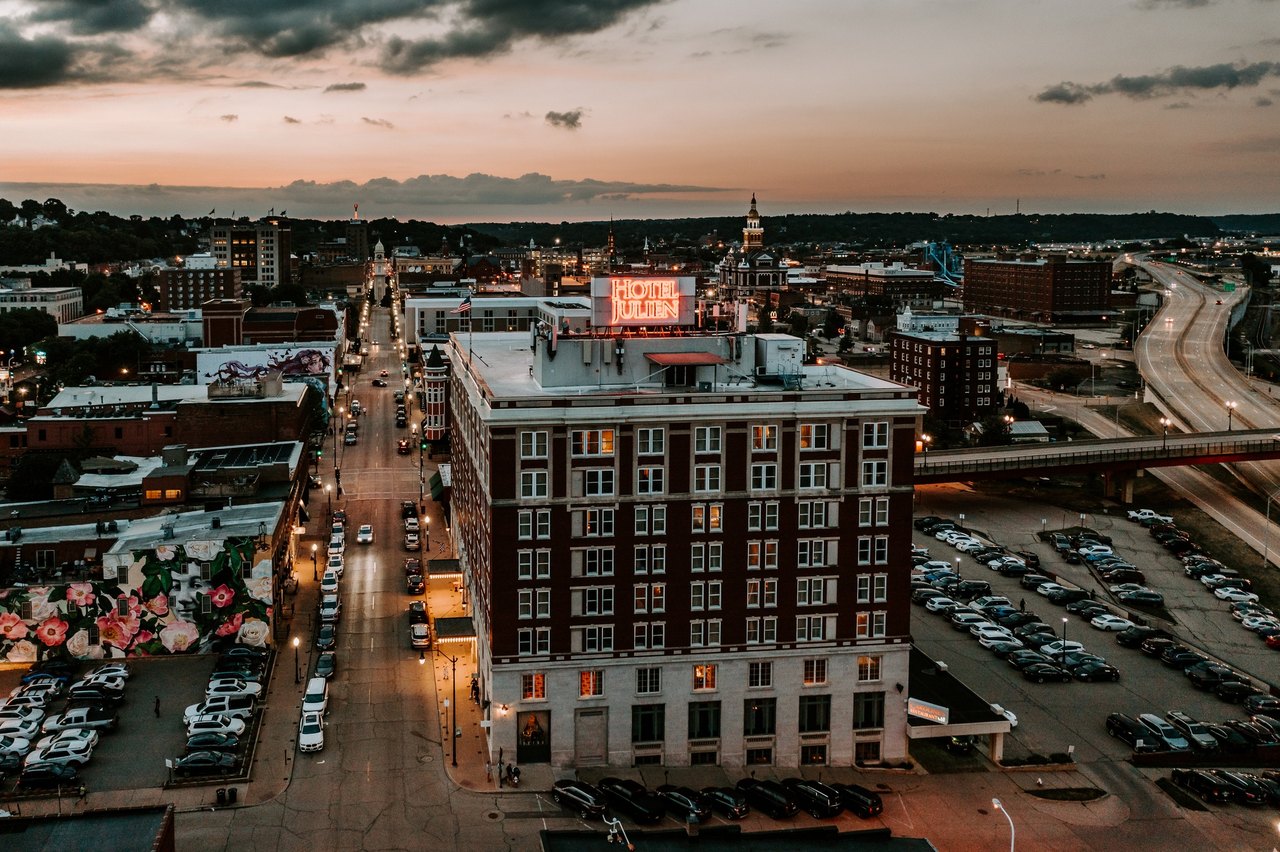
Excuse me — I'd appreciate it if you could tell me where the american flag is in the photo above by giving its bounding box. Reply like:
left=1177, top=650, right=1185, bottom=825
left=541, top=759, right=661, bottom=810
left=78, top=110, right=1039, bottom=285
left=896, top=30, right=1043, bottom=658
left=451, top=295, right=472, bottom=314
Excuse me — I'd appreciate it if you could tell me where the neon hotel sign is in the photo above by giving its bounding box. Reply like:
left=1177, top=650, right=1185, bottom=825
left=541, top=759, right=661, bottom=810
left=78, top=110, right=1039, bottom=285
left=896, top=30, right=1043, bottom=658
left=609, top=278, right=681, bottom=325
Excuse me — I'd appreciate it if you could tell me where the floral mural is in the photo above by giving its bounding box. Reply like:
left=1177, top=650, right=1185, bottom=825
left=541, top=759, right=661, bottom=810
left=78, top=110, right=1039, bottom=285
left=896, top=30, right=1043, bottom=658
left=0, top=538, right=274, bottom=663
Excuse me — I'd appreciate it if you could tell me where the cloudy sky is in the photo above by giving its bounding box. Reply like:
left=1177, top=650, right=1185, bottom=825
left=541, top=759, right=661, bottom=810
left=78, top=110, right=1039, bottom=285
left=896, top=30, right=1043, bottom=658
left=0, top=0, right=1276, bottom=222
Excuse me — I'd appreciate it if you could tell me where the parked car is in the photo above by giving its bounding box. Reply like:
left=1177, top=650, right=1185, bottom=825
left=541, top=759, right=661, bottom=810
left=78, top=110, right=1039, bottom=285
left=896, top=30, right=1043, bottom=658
left=319, top=596, right=343, bottom=624
left=406, top=574, right=425, bottom=594
left=1171, top=768, right=1234, bottom=803
left=1215, top=680, right=1263, bottom=704
left=552, top=779, right=607, bottom=819
left=1020, top=574, right=1052, bottom=591
left=598, top=776, right=665, bottom=824
left=1106, top=713, right=1160, bottom=752
left=65, top=683, right=124, bottom=706
left=184, top=695, right=255, bottom=723
left=829, top=782, right=884, bottom=818
left=1165, top=711, right=1219, bottom=751
left=316, top=625, right=337, bottom=651
left=1073, top=661, right=1121, bottom=682
left=405, top=532, right=421, bottom=551
left=1212, top=770, right=1271, bottom=805
left=174, top=750, right=239, bottom=777
left=700, top=786, right=750, bottom=819
left=1021, top=662, right=1073, bottom=683
left=410, top=623, right=431, bottom=649
left=41, top=705, right=117, bottom=733
left=185, top=732, right=240, bottom=754
left=298, top=711, right=326, bottom=753
left=1205, top=723, right=1254, bottom=754
left=185, top=714, right=247, bottom=738
left=655, top=784, right=711, bottom=822
left=1090, top=614, right=1134, bottom=632
left=314, top=652, right=337, bottom=680
left=736, top=778, right=800, bottom=819
left=206, top=678, right=262, bottom=700
left=19, top=762, right=78, bottom=788
left=782, top=777, right=844, bottom=818
left=22, top=740, right=93, bottom=768
left=1138, top=714, right=1191, bottom=751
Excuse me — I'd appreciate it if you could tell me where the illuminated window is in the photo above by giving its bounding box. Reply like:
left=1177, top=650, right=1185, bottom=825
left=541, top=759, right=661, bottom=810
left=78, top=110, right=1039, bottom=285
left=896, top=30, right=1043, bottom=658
left=521, top=673, right=545, bottom=700
left=693, top=664, right=718, bottom=691
left=751, top=424, right=778, bottom=451
left=579, top=670, right=604, bottom=697
left=572, top=429, right=615, bottom=456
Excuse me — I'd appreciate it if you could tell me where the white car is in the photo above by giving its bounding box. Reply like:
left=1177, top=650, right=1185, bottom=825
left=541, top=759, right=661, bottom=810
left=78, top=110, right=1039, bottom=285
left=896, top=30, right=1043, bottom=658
left=990, top=703, right=1019, bottom=728
left=936, top=529, right=965, bottom=542
left=1214, top=587, right=1259, bottom=603
left=1240, top=615, right=1280, bottom=632
left=1036, top=582, right=1068, bottom=597
left=356, top=525, right=374, bottom=544
left=971, top=596, right=1012, bottom=612
left=2, top=693, right=53, bottom=711
left=924, top=597, right=960, bottom=613
left=79, top=673, right=127, bottom=690
left=1090, top=614, right=1134, bottom=631
left=1040, top=640, right=1086, bottom=657
left=1127, top=509, right=1172, bottom=524
left=0, top=718, right=41, bottom=739
left=186, top=714, right=247, bottom=737
left=1108, top=583, right=1150, bottom=595
left=0, top=706, right=45, bottom=725
left=84, top=662, right=131, bottom=680
left=298, top=711, right=325, bottom=753
left=320, top=570, right=340, bottom=595
left=0, top=734, right=30, bottom=755
left=410, top=623, right=431, bottom=649
left=974, top=627, right=1016, bottom=646
left=34, top=728, right=98, bottom=752
left=206, top=679, right=263, bottom=700
left=23, top=739, right=93, bottom=767
left=12, top=681, right=64, bottom=701
left=981, top=634, right=1023, bottom=650
left=1077, top=545, right=1113, bottom=557
left=326, top=554, right=345, bottom=578
left=919, top=560, right=954, bottom=573
left=956, top=539, right=988, bottom=553
left=319, top=596, right=342, bottom=623
left=328, top=537, right=345, bottom=558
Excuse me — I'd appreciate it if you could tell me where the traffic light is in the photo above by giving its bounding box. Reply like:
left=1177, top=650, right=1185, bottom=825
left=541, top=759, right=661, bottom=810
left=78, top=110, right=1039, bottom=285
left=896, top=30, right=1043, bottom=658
left=316, top=449, right=322, bottom=460
left=420, top=438, right=427, bottom=451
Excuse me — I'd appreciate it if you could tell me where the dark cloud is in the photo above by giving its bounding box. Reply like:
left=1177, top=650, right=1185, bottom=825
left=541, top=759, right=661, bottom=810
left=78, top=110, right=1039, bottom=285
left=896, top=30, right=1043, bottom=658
left=1199, top=134, right=1280, bottom=154
left=324, top=82, right=366, bottom=93
left=283, top=115, right=302, bottom=123
left=361, top=117, right=395, bottom=129
left=28, top=0, right=154, bottom=36
left=545, top=109, right=583, bottom=129
left=379, top=0, right=663, bottom=73
left=1165, top=101, right=1193, bottom=109
left=0, top=24, right=79, bottom=88
left=237, top=80, right=286, bottom=88
left=220, top=114, right=238, bottom=122
left=272, top=172, right=720, bottom=205
left=1035, top=61, right=1280, bottom=104
left=1256, top=96, right=1274, bottom=106
left=503, top=111, right=534, bottom=119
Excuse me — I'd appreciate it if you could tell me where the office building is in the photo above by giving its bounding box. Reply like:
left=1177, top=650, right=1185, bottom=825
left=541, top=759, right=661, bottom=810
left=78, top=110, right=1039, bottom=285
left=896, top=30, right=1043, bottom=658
left=888, top=331, right=998, bottom=422
left=962, top=256, right=1110, bottom=323
left=210, top=219, right=292, bottom=289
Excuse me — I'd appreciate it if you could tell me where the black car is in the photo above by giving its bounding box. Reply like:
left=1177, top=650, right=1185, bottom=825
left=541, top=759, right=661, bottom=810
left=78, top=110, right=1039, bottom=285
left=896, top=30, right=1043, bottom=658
left=1021, top=662, right=1073, bottom=683
left=1013, top=622, right=1052, bottom=640
left=986, top=641, right=1025, bottom=659
left=914, top=515, right=945, bottom=531
left=1020, top=574, right=1052, bottom=591
left=1160, top=646, right=1205, bottom=669
left=315, top=625, right=337, bottom=651
left=655, top=785, right=711, bottom=822
left=215, top=656, right=266, bottom=675
left=1119, top=590, right=1165, bottom=606
left=1211, top=770, right=1270, bottom=805
left=1106, top=713, right=1160, bottom=752
left=597, top=777, right=665, bottom=824
left=174, top=750, right=239, bottom=777
left=401, top=501, right=417, bottom=519
left=1244, top=694, right=1280, bottom=715
left=997, top=612, right=1039, bottom=629
left=1007, top=650, right=1050, bottom=670
left=997, top=562, right=1032, bottom=577
left=222, top=645, right=271, bottom=661
left=828, top=782, right=883, bottom=818
left=20, top=762, right=78, bottom=788
left=736, top=778, right=799, bottom=819
left=1019, top=633, right=1060, bottom=651
left=1224, top=720, right=1279, bottom=746
left=699, top=786, right=749, bottom=819
left=66, top=683, right=125, bottom=706
left=1139, top=637, right=1176, bottom=657
left=185, top=732, right=240, bottom=753
left=1074, top=662, right=1121, bottom=682
left=0, top=752, right=20, bottom=779
left=551, top=779, right=607, bottom=819
left=406, top=574, right=425, bottom=594
left=1171, top=769, right=1235, bottom=804
left=1099, top=569, right=1146, bottom=585
left=211, top=666, right=265, bottom=684
left=781, top=778, right=844, bottom=818
left=408, top=601, right=428, bottom=624
left=1216, top=680, right=1263, bottom=704
left=314, top=652, right=337, bottom=680
left=1205, top=724, right=1254, bottom=754
left=1045, top=588, right=1089, bottom=605
left=1116, top=626, right=1166, bottom=648
left=1186, top=663, right=1243, bottom=690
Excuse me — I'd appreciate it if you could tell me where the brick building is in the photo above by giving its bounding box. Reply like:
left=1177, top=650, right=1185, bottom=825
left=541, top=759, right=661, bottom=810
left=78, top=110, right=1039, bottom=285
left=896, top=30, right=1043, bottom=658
left=210, top=219, right=292, bottom=289
left=888, top=331, right=998, bottom=422
left=156, top=267, right=242, bottom=311
left=201, top=300, right=343, bottom=348
left=824, top=263, right=942, bottom=306
left=962, top=256, right=1111, bottom=323
left=450, top=322, right=920, bottom=770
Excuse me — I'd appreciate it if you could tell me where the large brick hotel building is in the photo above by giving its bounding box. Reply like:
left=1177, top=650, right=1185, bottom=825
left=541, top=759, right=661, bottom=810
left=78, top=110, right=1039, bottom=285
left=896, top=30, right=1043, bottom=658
left=448, top=276, right=921, bottom=769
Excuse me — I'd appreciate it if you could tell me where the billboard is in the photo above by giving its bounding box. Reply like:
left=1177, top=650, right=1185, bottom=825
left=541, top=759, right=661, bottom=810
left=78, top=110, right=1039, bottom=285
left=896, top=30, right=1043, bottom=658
left=591, top=276, right=697, bottom=328
left=197, top=345, right=336, bottom=384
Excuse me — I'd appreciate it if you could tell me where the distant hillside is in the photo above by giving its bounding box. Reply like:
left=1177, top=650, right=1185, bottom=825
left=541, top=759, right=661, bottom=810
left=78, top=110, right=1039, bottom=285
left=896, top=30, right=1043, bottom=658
left=1212, top=214, right=1280, bottom=234
left=465, top=211, right=1223, bottom=249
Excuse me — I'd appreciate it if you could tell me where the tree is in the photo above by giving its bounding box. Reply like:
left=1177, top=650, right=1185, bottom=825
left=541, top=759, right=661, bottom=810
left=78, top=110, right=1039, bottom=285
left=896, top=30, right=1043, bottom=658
left=821, top=310, right=842, bottom=340
left=757, top=304, right=773, bottom=333
left=0, top=309, right=57, bottom=354
left=788, top=312, right=810, bottom=339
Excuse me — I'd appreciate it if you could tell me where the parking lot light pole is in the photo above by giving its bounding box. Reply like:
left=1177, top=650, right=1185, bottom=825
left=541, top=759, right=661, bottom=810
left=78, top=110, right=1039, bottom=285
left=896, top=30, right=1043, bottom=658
left=325, top=484, right=333, bottom=520
left=292, top=636, right=300, bottom=684
left=1159, top=417, right=1170, bottom=451
left=1226, top=400, right=1237, bottom=432
left=438, top=649, right=459, bottom=767
left=992, top=798, right=1015, bottom=852
left=1061, top=617, right=1069, bottom=665
left=311, top=544, right=318, bottom=581
left=954, top=556, right=961, bottom=581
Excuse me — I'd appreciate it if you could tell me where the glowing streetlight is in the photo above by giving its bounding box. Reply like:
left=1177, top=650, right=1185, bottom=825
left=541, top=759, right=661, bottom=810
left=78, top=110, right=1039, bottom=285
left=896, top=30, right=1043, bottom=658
left=1226, top=401, right=1238, bottom=432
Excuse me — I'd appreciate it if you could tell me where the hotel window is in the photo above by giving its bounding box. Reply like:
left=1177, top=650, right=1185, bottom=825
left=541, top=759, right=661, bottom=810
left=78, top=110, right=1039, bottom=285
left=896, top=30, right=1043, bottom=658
left=796, top=577, right=826, bottom=606
left=634, top=585, right=649, bottom=613
left=636, top=466, right=665, bottom=495
left=874, top=536, right=889, bottom=565
left=748, top=501, right=779, bottom=530
left=572, top=429, right=615, bottom=456
left=520, top=470, right=548, bottom=498
left=706, top=543, right=722, bottom=572
left=796, top=615, right=826, bottom=642
left=584, top=548, right=614, bottom=577
left=518, top=589, right=533, bottom=619
left=858, top=655, right=883, bottom=682
left=872, top=611, right=887, bottom=638
left=522, top=673, right=546, bottom=700
left=583, top=625, right=614, bottom=652
left=746, top=579, right=761, bottom=608
left=748, top=661, right=772, bottom=688
left=520, top=431, right=547, bottom=459
left=631, top=705, right=665, bottom=743
left=873, top=574, right=888, bottom=602
left=689, top=701, right=721, bottom=740
left=804, top=658, right=828, bottom=686
left=693, top=664, right=717, bottom=691
left=798, top=463, right=827, bottom=490
left=636, top=505, right=667, bottom=536
left=751, top=424, right=778, bottom=451
left=799, top=423, right=829, bottom=450
left=579, top=670, right=604, bottom=697
left=797, top=539, right=827, bottom=568
left=518, top=511, right=534, bottom=539
left=798, top=500, right=830, bottom=529
left=798, top=695, right=832, bottom=733
left=583, top=587, right=614, bottom=616
left=694, top=465, right=721, bottom=493
left=690, top=619, right=721, bottom=647
left=862, top=422, right=889, bottom=449
left=860, top=461, right=887, bottom=487
left=857, top=575, right=871, bottom=603
left=744, top=698, right=776, bottom=736
left=763, top=579, right=777, bottom=607
left=856, top=612, right=870, bottom=638
left=750, top=463, right=777, bottom=491
left=695, top=426, right=722, bottom=453
left=651, top=545, right=667, bottom=574
left=636, top=668, right=661, bottom=695
left=584, top=469, right=615, bottom=497
left=637, top=427, right=665, bottom=455
left=875, top=497, right=889, bottom=526
left=855, top=692, right=886, bottom=730
left=584, top=508, right=614, bottom=537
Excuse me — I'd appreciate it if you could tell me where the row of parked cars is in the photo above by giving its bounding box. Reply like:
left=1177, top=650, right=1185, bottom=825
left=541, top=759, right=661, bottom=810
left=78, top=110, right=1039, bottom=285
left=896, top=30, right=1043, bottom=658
left=1046, top=528, right=1165, bottom=607
left=1170, top=767, right=1280, bottom=806
left=174, top=645, right=271, bottom=778
left=550, top=775, right=884, bottom=825
left=1107, top=705, right=1280, bottom=755
left=0, top=659, right=129, bottom=788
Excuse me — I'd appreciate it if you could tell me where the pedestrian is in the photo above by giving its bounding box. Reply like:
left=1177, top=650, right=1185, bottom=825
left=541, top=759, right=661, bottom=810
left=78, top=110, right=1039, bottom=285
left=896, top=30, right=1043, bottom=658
left=1019, top=598, right=1026, bottom=612
left=154, top=695, right=160, bottom=717
left=78, top=784, right=86, bottom=802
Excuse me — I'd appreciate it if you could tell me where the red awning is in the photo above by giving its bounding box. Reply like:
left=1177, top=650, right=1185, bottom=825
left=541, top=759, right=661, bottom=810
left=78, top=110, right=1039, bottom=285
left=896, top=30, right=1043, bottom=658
left=644, top=352, right=727, bottom=366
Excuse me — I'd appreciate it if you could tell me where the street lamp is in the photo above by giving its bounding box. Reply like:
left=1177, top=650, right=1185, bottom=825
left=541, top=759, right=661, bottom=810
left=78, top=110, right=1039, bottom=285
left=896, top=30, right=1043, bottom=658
left=438, top=649, right=459, bottom=766
left=1061, top=617, right=1069, bottom=665
left=292, top=636, right=300, bottom=684
left=325, top=484, right=333, bottom=519
left=992, top=798, right=1015, bottom=852
left=1159, top=417, right=1170, bottom=451
left=1226, top=401, right=1237, bottom=432
left=954, top=556, right=961, bottom=580
left=921, top=433, right=932, bottom=466
left=311, top=543, right=318, bottom=581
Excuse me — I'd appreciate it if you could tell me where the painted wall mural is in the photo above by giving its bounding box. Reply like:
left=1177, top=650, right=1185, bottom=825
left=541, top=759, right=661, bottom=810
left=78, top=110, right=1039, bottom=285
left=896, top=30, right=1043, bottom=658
left=0, top=538, right=274, bottom=662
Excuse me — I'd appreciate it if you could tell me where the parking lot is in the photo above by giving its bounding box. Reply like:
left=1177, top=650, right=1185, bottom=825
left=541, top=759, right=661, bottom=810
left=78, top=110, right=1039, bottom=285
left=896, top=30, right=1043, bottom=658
left=0, top=654, right=239, bottom=795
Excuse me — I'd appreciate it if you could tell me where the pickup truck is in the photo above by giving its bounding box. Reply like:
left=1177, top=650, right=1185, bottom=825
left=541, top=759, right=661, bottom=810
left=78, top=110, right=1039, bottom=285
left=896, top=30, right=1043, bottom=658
left=1127, top=509, right=1172, bottom=524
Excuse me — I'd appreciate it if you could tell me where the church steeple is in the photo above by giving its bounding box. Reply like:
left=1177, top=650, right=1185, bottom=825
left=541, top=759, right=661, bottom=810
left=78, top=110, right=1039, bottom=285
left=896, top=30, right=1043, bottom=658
left=743, top=193, right=763, bottom=251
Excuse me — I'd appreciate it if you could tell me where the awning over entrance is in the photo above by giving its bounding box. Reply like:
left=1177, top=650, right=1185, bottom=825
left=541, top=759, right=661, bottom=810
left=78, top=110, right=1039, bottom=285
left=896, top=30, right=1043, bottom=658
left=429, top=472, right=447, bottom=501
left=434, top=616, right=475, bottom=644
left=427, top=558, right=460, bottom=578
left=643, top=351, right=728, bottom=367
